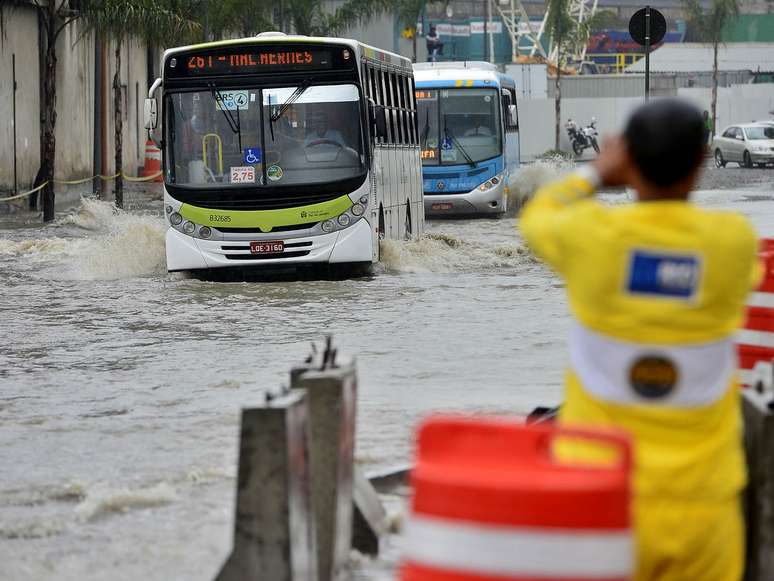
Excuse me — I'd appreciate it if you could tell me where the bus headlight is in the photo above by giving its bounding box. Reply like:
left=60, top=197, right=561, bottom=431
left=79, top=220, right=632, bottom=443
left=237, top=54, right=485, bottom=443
left=337, top=214, right=351, bottom=227
left=478, top=173, right=504, bottom=192
left=169, top=212, right=183, bottom=225
left=183, top=221, right=196, bottom=235
left=198, top=226, right=212, bottom=239
left=359, top=195, right=368, bottom=204
left=351, top=203, right=365, bottom=216
left=322, top=220, right=336, bottom=233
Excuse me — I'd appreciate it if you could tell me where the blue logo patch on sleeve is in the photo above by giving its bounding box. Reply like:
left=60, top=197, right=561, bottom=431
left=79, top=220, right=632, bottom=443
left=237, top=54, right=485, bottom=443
left=627, top=250, right=701, bottom=299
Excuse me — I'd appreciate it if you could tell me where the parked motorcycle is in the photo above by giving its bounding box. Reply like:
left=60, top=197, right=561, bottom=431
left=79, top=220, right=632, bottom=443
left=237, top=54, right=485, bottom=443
left=566, top=118, right=600, bottom=157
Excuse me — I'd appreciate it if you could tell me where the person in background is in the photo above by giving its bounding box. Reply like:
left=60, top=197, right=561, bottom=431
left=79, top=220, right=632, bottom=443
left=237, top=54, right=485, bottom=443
left=703, top=109, right=713, bottom=150
left=426, top=25, right=443, bottom=63
left=519, top=99, right=760, bottom=581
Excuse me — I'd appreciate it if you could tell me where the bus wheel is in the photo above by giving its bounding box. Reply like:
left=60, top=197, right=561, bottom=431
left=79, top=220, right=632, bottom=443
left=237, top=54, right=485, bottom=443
left=404, top=202, right=412, bottom=240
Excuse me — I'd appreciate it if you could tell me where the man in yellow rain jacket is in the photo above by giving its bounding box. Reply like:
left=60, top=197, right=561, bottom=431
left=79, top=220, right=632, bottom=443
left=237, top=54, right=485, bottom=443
left=520, top=99, right=760, bottom=580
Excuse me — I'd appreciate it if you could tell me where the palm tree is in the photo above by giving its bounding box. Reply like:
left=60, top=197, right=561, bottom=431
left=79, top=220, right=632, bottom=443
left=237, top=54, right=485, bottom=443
left=545, top=0, right=576, bottom=150
left=79, top=0, right=199, bottom=209
left=683, top=0, right=739, bottom=138
left=285, top=0, right=391, bottom=36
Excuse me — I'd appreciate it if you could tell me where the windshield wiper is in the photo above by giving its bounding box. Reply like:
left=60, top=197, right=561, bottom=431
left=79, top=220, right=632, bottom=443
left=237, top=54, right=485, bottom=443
left=420, top=109, right=431, bottom=148
left=271, top=79, right=311, bottom=123
left=443, top=116, right=475, bottom=167
left=209, top=83, right=243, bottom=152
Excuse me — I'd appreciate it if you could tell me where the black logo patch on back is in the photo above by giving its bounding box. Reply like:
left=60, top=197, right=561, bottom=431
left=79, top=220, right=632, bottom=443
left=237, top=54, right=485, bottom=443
left=629, top=355, right=679, bottom=399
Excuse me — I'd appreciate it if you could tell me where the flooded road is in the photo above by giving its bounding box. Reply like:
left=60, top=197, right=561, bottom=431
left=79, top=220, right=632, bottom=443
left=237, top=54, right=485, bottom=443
left=1, top=164, right=772, bottom=580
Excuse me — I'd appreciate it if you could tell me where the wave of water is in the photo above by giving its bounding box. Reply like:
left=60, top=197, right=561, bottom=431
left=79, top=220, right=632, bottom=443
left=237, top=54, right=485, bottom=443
left=0, top=188, right=552, bottom=282
left=380, top=233, right=534, bottom=274
left=0, top=198, right=166, bottom=280
left=75, top=482, right=177, bottom=521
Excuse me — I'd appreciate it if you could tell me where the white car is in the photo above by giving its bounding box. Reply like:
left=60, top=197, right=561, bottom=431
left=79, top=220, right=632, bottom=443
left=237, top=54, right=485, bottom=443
left=713, top=123, right=774, bottom=168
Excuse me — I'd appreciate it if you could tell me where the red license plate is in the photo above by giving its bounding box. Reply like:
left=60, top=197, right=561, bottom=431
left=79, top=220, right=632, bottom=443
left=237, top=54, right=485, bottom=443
left=250, top=240, right=284, bottom=254
left=431, top=203, right=453, bottom=211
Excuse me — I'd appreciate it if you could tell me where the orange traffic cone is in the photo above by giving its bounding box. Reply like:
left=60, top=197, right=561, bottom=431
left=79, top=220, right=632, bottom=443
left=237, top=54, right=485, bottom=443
left=142, top=139, right=162, bottom=183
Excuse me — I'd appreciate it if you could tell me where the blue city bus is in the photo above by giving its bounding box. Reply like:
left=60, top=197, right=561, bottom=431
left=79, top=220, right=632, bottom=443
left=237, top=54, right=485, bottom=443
left=413, top=62, right=520, bottom=216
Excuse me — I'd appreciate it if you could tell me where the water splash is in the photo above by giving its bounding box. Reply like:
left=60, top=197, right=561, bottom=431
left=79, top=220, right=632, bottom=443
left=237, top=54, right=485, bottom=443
left=508, top=158, right=575, bottom=208
left=380, top=233, right=533, bottom=274
left=0, top=198, right=167, bottom=280
left=0, top=238, right=70, bottom=256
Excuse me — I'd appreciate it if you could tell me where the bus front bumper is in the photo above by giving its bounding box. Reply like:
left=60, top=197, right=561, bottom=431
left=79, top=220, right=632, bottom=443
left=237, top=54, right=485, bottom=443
left=424, top=180, right=507, bottom=216
left=166, top=219, right=373, bottom=272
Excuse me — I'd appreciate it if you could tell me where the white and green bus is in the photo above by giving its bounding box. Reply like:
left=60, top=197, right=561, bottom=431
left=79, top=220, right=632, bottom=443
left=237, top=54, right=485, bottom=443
left=145, top=33, right=423, bottom=274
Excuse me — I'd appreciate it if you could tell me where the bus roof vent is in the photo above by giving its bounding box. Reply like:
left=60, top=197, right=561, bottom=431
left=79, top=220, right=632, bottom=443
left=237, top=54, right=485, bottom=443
left=256, top=31, right=287, bottom=37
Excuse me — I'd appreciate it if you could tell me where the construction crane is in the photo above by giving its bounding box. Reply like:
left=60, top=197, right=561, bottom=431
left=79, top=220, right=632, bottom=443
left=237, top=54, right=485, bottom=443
left=493, top=0, right=598, bottom=69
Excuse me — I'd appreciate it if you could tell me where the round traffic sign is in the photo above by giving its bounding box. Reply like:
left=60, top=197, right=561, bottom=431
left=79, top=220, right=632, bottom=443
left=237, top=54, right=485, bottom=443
left=629, top=7, right=667, bottom=46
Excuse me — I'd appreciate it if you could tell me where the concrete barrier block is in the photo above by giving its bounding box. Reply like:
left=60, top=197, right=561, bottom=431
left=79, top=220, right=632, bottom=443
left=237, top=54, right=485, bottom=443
left=216, top=391, right=317, bottom=581
left=352, top=466, right=388, bottom=555
left=366, top=464, right=412, bottom=494
left=291, top=358, right=357, bottom=581
left=743, top=389, right=774, bottom=581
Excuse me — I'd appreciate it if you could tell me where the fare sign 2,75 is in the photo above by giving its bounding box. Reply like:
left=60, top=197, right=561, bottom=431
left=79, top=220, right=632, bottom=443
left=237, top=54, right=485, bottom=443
left=230, top=166, right=256, bottom=183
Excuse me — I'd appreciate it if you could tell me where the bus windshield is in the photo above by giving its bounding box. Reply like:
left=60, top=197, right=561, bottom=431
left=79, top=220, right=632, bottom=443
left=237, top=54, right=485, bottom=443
left=165, top=83, right=365, bottom=187
left=417, top=88, right=502, bottom=166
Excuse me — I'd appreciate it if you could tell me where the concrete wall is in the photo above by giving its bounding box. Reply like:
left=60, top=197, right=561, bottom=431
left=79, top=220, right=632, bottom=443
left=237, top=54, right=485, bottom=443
left=0, top=5, right=151, bottom=194
left=0, top=5, right=40, bottom=191
left=518, top=84, right=774, bottom=161
left=547, top=72, right=757, bottom=99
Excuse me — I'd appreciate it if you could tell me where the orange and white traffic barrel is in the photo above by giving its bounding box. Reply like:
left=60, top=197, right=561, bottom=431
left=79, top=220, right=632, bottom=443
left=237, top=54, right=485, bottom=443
left=141, top=139, right=162, bottom=182
left=737, top=239, right=774, bottom=388
left=401, top=417, right=633, bottom=581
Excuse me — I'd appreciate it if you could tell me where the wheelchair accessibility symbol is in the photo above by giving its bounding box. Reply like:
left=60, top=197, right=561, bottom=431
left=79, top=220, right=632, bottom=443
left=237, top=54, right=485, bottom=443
left=243, top=147, right=262, bottom=165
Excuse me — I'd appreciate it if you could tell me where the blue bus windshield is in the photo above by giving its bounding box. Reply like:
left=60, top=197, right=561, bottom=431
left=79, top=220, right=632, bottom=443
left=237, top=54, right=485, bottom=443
left=416, top=88, right=502, bottom=166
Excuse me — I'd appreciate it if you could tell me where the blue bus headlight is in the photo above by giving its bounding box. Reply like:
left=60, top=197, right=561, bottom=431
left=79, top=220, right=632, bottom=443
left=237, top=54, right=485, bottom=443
left=478, top=173, right=504, bottom=192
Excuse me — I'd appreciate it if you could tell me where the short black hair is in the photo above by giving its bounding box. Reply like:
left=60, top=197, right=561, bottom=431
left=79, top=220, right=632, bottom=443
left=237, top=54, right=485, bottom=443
left=624, top=99, right=704, bottom=188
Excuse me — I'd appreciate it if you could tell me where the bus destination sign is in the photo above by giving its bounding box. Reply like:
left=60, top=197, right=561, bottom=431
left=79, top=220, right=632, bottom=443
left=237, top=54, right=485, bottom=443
left=167, top=47, right=337, bottom=77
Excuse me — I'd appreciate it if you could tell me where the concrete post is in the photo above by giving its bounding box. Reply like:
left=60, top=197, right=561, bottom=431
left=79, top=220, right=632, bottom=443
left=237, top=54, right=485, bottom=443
left=742, top=389, right=774, bottom=581
left=291, top=358, right=358, bottom=581
left=216, top=390, right=317, bottom=581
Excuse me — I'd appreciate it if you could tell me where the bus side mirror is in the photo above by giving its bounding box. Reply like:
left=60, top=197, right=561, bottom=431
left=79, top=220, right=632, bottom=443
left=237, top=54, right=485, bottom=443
left=144, top=98, right=158, bottom=130
left=370, top=102, right=388, bottom=139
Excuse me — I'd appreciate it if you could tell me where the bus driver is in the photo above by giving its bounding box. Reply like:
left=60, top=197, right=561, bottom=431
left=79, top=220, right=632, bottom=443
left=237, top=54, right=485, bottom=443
left=304, top=110, right=346, bottom=148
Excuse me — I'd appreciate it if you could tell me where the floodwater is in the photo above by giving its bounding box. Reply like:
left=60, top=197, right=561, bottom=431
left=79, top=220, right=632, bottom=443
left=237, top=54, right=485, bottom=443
left=1, top=163, right=773, bottom=580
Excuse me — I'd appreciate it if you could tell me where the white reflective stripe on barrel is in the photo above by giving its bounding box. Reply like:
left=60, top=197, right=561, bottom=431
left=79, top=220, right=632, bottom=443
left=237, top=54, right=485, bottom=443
left=747, top=292, right=774, bottom=309
left=737, top=329, right=774, bottom=349
left=403, top=514, right=633, bottom=578
left=144, top=149, right=161, bottom=160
